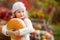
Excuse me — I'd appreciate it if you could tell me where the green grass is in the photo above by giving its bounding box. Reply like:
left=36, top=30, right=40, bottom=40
left=53, top=25, right=60, bottom=40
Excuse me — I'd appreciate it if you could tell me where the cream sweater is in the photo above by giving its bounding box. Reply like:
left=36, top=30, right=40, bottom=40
left=2, top=18, right=35, bottom=40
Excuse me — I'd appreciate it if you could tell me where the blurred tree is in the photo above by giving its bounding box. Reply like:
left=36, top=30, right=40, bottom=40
left=52, top=3, right=60, bottom=24
left=55, top=0, right=60, bottom=2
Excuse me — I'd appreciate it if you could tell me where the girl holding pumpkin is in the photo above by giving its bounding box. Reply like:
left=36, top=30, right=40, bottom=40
left=2, top=2, right=35, bottom=40
left=1, top=2, right=54, bottom=40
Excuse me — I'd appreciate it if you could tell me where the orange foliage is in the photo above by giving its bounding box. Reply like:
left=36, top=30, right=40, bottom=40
left=37, top=13, right=45, bottom=19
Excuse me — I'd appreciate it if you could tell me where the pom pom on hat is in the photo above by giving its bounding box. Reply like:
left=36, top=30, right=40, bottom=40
left=12, top=2, right=26, bottom=13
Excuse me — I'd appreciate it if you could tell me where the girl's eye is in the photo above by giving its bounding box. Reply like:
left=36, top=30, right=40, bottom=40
left=22, top=11, right=24, bottom=12
left=18, top=11, right=21, bottom=13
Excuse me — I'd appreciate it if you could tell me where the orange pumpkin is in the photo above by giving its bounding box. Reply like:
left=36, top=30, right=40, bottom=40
left=0, top=26, right=2, bottom=32
left=45, top=34, right=51, bottom=40
left=7, top=18, right=26, bottom=39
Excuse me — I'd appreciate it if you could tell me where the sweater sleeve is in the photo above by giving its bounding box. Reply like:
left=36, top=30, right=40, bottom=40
left=2, top=25, right=9, bottom=36
left=19, top=18, right=35, bottom=35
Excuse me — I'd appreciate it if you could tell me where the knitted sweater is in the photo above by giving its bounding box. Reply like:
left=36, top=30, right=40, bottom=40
left=2, top=18, right=35, bottom=40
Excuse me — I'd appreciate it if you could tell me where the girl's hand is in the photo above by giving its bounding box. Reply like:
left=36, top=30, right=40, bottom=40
left=14, top=31, right=20, bottom=36
left=6, top=30, right=14, bottom=35
left=31, top=30, right=40, bottom=36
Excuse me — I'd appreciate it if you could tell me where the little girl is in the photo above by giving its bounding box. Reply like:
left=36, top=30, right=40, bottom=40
left=2, top=2, right=35, bottom=40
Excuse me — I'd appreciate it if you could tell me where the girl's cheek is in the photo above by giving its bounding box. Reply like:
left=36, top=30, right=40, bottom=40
left=16, top=14, right=20, bottom=18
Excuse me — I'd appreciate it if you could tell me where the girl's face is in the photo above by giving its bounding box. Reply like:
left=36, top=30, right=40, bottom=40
left=15, top=9, right=25, bottom=18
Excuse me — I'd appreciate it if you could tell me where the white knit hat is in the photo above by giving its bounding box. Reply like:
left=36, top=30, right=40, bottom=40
left=12, top=2, right=26, bottom=12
